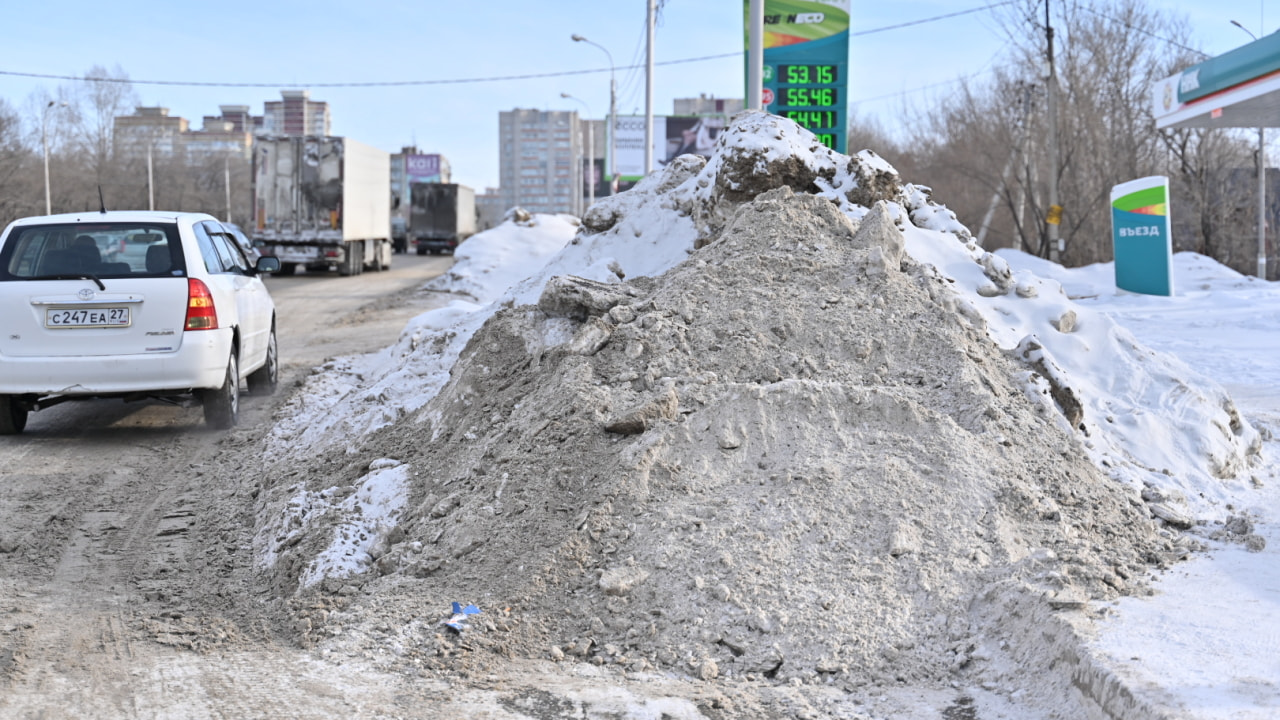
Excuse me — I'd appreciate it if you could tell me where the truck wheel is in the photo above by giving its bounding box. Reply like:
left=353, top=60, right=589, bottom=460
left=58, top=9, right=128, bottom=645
left=201, top=353, right=240, bottom=429
left=338, top=243, right=360, bottom=276
left=416, top=245, right=426, bottom=256
left=280, top=262, right=298, bottom=275
left=246, top=325, right=279, bottom=396
left=0, top=395, right=29, bottom=435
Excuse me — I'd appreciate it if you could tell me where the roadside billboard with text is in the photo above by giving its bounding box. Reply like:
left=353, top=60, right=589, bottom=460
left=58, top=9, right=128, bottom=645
left=615, top=115, right=729, bottom=182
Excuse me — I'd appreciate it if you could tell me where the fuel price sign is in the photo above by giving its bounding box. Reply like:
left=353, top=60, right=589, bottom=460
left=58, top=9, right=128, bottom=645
left=746, top=2, right=849, bottom=153
left=773, top=62, right=846, bottom=151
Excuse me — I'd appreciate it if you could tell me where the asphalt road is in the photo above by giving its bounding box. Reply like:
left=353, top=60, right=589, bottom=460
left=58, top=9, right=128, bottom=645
left=0, top=251, right=457, bottom=718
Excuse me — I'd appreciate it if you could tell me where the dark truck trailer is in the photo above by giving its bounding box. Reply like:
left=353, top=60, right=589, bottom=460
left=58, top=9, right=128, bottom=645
left=409, top=183, right=476, bottom=255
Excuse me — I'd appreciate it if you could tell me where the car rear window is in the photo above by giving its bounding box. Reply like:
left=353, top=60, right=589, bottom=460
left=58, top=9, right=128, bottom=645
left=0, top=222, right=187, bottom=280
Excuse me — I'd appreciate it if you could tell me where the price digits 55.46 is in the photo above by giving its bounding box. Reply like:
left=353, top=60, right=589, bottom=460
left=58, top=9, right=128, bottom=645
left=781, top=87, right=838, bottom=108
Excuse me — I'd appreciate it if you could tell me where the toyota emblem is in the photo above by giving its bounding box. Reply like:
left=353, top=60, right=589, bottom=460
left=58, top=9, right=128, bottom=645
left=77, top=288, right=95, bottom=301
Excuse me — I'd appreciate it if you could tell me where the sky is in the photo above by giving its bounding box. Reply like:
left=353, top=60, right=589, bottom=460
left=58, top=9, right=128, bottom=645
left=257, top=112, right=1280, bottom=715
left=3, top=1, right=1279, bottom=193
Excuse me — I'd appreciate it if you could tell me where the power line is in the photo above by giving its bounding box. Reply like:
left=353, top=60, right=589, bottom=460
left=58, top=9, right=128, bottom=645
left=1076, top=6, right=1208, bottom=59
left=851, top=1, right=1015, bottom=37
left=0, top=2, right=1015, bottom=91
left=0, top=63, right=670, bottom=89
left=849, top=47, right=1006, bottom=105
left=852, top=73, right=984, bottom=105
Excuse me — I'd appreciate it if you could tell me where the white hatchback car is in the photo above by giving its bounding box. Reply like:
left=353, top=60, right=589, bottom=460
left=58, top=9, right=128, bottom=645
left=0, top=211, right=281, bottom=433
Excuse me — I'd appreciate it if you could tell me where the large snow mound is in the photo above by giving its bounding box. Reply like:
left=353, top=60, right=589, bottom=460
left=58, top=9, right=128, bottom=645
left=252, top=111, right=1264, bottom=707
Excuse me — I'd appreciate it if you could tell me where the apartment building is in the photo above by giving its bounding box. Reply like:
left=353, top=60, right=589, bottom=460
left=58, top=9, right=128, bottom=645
left=498, top=109, right=581, bottom=215
left=112, top=107, right=189, bottom=157
left=261, top=90, right=330, bottom=137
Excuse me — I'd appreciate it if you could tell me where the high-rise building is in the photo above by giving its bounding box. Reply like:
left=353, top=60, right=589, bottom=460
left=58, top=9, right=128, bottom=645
left=203, top=104, right=263, bottom=135
left=261, top=90, right=330, bottom=136
left=498, top=109, right=581, bottom=215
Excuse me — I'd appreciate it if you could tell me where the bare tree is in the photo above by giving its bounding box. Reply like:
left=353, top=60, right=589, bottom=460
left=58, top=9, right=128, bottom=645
left=903, top=0, right=1248, bottom=267
left=1046, top=0, right=1194, bottom=264
left=61, top=64, right=139, bottom=207
left=0, top=99, right=39, bottom=225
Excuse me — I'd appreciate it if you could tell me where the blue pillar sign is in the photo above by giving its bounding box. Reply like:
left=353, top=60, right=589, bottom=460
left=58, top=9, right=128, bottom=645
left=745, top=0, right=850, bottom=153
left=1111, top=176, right=1174, bottom=296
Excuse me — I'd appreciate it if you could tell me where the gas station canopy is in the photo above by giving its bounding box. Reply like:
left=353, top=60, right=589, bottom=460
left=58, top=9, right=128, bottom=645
left=1153, top=33, right=1280, bottom=129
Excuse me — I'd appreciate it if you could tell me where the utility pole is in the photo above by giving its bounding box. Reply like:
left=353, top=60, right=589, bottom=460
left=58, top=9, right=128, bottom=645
left=42, top=101, right=66, bottom=215
left=147, top=144, right=155, bottom=212
left=561, top=93, right=593, bottom=214
left=225, top=156, right=232, bottom=222
left=1258, top=130, right=1267, bottom=278
left=645, top=0, right=655, bottom=175
left=1045, top=0, right=1063, bottom=263
left=747, top=0, right=764, bottom=110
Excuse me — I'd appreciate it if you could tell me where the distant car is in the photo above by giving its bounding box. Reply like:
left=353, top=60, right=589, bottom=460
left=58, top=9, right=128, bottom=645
left=0, top=210, right=282, bottom=433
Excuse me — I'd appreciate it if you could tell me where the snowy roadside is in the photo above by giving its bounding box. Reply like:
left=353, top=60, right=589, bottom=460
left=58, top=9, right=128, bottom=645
left=999, top=250, right=1280, bottom=718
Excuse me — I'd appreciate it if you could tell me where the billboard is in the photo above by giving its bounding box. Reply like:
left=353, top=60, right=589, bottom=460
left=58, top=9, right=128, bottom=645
left=614, top=115, right=728, bottom=182
left=406, top=154, right=443, bottom=184
left=1111, top=176, right=1174, bottom=296
left=747, top=0, right=850, bottom=153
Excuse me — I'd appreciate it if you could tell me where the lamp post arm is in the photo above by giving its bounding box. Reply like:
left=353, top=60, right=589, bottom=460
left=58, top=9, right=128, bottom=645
left=572, top=34, right=619, bottom=190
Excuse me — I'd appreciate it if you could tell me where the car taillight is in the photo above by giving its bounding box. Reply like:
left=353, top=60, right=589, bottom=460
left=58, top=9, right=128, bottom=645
left=185, top=278, right=218, bottom=331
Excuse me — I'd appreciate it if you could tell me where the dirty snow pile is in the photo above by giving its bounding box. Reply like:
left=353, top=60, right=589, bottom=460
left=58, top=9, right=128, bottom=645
left=253, top=112, right=1264, bottom=707
left=263, top=211, right=580, bottom=449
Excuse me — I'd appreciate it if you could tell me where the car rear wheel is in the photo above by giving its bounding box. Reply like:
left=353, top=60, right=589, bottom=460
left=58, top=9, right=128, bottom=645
left=0, top=396, right=28, bottom=435
left=247, top=326, right=279, bottom=396
left=201, top=353, right=240, bottom=429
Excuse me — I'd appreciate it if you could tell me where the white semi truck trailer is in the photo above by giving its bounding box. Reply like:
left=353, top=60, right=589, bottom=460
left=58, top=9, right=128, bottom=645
left=251, top=136, right=393, bottom=276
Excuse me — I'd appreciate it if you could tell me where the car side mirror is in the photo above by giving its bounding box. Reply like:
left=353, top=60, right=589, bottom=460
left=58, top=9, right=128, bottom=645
left=256, top=256, right=281, bottom=274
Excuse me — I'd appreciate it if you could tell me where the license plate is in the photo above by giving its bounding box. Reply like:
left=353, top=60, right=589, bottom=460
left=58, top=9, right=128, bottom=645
left=45, top=306, right=131, bottom=328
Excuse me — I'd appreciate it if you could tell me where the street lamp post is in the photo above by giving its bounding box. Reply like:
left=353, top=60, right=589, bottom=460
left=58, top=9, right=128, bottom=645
left=1231, top=19, right=1268, bottom=279
left=561, top=93, right=594, bottom=214
left=571, top=34, right=617, bottom=194
left=41, top=100, right=66, bottom=215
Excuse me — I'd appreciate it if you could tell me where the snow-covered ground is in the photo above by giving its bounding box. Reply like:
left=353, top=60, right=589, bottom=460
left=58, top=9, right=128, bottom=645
left=1000, top=250, right=1280, bottom=718
left=261, top=114, right=1279, bottom=715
